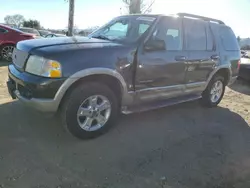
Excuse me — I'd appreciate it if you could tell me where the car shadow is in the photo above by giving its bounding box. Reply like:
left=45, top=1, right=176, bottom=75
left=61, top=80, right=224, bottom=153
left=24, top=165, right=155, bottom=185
left=0, top=60, right=9, bottom=67
left=0, top=100, right=250, bottom=188
left=229, top=78, right=250, bottom=95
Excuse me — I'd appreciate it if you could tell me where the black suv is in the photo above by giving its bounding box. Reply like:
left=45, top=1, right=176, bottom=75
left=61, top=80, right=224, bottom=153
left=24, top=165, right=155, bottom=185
left=7, top=13, right=240, bottom=139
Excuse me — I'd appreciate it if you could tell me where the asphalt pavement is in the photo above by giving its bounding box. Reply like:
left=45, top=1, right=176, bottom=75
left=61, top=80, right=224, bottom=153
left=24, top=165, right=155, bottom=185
left=0, top=62, right=250, bottom=188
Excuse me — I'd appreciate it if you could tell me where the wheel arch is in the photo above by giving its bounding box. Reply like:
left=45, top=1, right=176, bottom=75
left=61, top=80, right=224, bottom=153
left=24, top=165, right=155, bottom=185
left=55, top=68, right=131, bottom=111
left=0, top=42, right=16, bottom=47
left=205, top=66, right=232, bottom=89
left=213, top=68, right=231, bottom=85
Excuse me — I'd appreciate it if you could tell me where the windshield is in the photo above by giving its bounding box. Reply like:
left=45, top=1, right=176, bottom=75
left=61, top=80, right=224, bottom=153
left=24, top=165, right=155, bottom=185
left=19, top=28, right=40, bottom=35
left=12, top=28, right=23, bottom=33
left=89, top=16, right=156, bottom=43
left=39, top=30, right=51, bottom=36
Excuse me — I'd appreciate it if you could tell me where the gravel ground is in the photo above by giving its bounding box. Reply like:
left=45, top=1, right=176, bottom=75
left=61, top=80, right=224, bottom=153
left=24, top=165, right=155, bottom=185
left=0, top=62, right=250, bottom=188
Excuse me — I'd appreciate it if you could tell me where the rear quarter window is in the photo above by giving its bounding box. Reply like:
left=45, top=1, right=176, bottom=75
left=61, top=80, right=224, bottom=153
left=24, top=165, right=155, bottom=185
left=0, top=27, right=8, bottom=33
left=219, top=27, right=239, bottom=51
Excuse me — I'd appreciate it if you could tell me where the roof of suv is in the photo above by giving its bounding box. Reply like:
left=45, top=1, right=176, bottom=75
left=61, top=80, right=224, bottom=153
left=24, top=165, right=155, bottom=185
left=119, top=13, right=225, bottom=25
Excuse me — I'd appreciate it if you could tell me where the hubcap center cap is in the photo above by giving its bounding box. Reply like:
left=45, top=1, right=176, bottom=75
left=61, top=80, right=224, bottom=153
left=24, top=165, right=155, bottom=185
left=89, top=108, right=99, bottom=118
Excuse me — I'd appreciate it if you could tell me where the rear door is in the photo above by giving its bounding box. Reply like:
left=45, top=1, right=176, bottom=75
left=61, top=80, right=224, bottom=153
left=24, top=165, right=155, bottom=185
left=136, top=17, right=188, bottom=101
left=183, top=19, right=218, bottom=90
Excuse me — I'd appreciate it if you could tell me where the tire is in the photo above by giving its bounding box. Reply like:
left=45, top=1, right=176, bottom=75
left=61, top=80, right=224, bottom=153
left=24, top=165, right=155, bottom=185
left=60, top=82, right=119, bottom=139
left=201, top=75, right=225, bottom=107
left=0, top=44, right=14, bottom=62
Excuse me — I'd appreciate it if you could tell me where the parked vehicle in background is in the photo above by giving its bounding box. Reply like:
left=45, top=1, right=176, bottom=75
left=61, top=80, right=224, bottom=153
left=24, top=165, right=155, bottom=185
left=0, top=24, right=34, bottom=61
left=239, top=51, right=250, bottom=80
left=241, top=50, right=250, bottom=58
left=0, top=23, right=16, bottom=28
left=18, top=27, right=41, bottom=37
left=45, top=33, right=66, bottom=38
left=7, top=13, right=240, bottom=139
left=38, top=30, right=51, bottom=37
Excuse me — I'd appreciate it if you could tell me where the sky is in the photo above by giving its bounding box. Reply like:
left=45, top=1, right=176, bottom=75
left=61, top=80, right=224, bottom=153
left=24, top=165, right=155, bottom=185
left=0, top=0, right=250, bottom=37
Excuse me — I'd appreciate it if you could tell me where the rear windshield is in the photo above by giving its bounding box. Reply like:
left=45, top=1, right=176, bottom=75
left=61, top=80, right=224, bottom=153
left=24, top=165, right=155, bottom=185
left=219, top=27, right=239, bottom=51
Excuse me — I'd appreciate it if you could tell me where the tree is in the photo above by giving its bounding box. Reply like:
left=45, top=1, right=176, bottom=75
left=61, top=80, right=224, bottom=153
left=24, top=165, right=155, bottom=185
left=237, top=36, right=241, bottom=43
left=4, top=14, right=25, bottom=27
left=122, top=0, right=155, bottom=14
left=23, top=20, right=41, bottom=29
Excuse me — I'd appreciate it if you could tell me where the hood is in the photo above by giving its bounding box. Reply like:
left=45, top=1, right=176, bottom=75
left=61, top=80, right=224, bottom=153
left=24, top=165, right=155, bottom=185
left=16, top=36, right=112, bottom=52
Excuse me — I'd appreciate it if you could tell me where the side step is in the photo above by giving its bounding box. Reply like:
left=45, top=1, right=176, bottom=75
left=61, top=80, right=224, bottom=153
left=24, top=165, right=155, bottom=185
left=122, top=94, right=202, bottom=114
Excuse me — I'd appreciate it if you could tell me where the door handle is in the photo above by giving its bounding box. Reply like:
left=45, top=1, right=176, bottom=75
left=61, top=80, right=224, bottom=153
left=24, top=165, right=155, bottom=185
left=175, top=56, right=186, bottom=61
left=211, top=55, right=219, bottom=60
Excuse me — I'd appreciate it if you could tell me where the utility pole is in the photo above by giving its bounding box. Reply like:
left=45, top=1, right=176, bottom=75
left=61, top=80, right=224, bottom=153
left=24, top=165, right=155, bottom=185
left=68, top=0, right=75, bottom=36
left=130, top=0, right=141, bottom=14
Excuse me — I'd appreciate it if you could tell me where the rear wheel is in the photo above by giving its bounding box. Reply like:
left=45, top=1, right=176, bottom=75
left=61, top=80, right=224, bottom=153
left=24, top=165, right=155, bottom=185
left=201, top=75, right=225, bottom=107
left=60, top=82, right=119, bottom=139
left=1, top=44, right=14, bottom=62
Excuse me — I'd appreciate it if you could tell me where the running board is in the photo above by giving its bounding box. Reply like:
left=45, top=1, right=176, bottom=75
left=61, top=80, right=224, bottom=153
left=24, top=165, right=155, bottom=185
left=122, top=94, right=202, bottom=114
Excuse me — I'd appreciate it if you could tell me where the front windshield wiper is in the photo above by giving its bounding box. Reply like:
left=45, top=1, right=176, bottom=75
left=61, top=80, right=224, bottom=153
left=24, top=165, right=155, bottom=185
left=91, top=35, right=111, bottom=41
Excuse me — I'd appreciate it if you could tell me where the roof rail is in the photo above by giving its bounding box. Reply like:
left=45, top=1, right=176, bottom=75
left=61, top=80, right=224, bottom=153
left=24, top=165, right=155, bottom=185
left=177, top=13, right=225, bottom=24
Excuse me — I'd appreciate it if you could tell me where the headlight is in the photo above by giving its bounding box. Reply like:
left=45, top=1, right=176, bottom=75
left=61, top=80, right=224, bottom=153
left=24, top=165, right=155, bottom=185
left=25, top=55, right=62, bottom=78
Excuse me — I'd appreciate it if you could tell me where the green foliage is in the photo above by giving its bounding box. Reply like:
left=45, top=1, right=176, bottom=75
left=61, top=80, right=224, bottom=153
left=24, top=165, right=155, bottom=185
left=237, top=36, right=241, bottom=43
left=23, top=20, right=41, bottom=29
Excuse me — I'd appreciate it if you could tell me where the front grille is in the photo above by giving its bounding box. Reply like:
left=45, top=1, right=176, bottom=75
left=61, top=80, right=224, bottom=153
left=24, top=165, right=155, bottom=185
left=12, top=48, right=29, bottom=70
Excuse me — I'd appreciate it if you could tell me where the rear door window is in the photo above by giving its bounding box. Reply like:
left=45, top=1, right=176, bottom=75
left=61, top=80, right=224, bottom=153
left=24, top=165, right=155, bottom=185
left=219, top=27, right=239, bottom=51
left=184, top=19, right=206, bottom=51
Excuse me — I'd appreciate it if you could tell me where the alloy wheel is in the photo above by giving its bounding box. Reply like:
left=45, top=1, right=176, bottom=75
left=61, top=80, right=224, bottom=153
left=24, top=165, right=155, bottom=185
left=77, top=95, right=111, bottom=132
left=210, top=80, right=223, bottom=103
left=1, top=45, right=14, bottom=61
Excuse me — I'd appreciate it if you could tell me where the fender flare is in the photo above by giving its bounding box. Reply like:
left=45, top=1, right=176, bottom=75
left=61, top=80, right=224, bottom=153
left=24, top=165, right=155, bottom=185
left=53, top=68, right=130, bottom=108
left=0, top=42, right=16, bottom=47
left=204, top=64, right=232, bottom=89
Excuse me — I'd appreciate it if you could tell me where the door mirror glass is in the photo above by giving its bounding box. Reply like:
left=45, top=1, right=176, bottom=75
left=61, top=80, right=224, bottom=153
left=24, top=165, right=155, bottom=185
left=144, top=40, right=166, bottom=51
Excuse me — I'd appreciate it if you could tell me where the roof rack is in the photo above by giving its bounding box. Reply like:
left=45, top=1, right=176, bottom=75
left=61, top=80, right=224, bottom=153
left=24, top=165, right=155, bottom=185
left=177, top=13, right=225, bottom=24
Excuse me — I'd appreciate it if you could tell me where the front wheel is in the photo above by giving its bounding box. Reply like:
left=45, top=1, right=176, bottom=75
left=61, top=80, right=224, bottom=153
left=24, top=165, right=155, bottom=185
left=1, top=44, right=14, bottom=62
left=201, top=75, right=226, bottom=107
left=60, top=82, right=119, bottom=139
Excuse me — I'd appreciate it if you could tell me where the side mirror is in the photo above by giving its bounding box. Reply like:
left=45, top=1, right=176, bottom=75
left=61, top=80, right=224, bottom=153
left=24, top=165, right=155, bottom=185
left=144, top=40, right=166, bottom=52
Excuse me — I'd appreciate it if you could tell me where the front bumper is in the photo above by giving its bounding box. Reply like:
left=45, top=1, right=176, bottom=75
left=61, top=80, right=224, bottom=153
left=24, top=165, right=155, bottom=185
left=7, top=64, right=66, bottom=112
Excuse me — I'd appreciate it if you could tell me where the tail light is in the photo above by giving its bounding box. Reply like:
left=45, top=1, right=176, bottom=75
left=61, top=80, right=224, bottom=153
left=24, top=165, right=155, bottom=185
left=237, top=59, right=241, bottom=70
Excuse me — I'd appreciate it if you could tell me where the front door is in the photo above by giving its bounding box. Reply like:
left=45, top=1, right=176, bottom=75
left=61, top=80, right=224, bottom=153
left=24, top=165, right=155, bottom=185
left=183, top=19, right=218, bottom=93
left=135, top=17, right=188, bottom=101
